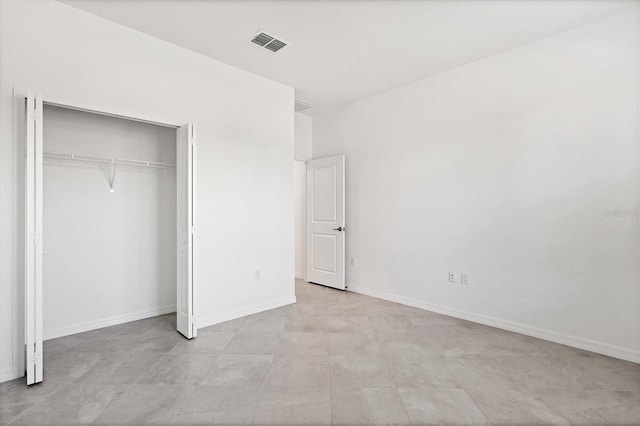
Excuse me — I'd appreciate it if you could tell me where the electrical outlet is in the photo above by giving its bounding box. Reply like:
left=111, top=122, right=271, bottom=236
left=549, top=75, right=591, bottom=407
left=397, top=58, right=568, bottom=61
left=255, top=269, right=262, bottom=280
left=461, top=272, right=470, bottom=285
left=350, top=257, right=357, bottom=266
left=448, top=271, right=457, bottom=283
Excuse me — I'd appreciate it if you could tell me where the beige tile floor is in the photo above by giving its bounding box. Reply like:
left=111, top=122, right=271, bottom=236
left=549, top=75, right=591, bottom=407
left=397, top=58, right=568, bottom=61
left=1, top=279, right=639, bottom=425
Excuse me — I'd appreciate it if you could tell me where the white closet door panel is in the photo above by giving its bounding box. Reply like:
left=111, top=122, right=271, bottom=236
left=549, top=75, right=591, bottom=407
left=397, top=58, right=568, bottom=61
left=176, top=123, right=196, bottom=339
left=25, top=92, right=44, bottom=385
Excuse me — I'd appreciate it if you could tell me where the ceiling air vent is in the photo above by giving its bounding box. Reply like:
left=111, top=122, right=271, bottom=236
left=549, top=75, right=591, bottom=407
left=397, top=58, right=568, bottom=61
left=264, top=39, right=287, bottom=52
left=251, top=32, right=273, bottom=47
left=250, top=30, right=288, bottom=53
left=294, top=101, right=313, bottom=112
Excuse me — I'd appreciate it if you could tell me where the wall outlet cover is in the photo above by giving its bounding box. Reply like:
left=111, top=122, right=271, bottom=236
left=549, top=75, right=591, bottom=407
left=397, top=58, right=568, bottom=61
left=461, top=272, right=470, bottom=285
left=448, top=271, right=456, bottom=283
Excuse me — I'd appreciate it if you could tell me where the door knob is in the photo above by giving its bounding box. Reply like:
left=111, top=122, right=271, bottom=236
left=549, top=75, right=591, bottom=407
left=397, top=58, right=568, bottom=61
left=333, top=226, right=344, bottom=232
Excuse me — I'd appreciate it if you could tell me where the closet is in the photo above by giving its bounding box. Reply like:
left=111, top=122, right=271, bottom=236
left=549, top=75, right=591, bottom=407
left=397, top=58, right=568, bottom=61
left=43, top=105, right=177, bottom=341
left=22, top=93, right=196, bottom=385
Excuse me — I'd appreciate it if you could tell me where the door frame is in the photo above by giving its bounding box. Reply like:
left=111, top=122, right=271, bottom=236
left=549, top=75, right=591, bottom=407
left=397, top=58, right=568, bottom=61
left=19, top=89, right=197, bottom=384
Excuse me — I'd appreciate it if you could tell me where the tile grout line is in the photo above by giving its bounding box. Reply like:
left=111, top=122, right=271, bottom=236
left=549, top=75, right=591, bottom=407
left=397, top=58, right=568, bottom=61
left=456, top=388, right=492, bottom=425
left=160, top=333, right=228, bottom=425
left=131, top=351, right=172, bottom=386
left=165, top=328, right=238, bottom=425
left=370, top=314, right=415, bottom=425
left=19, top=347, right=159, bottom=425
left=95, top=342, right=179, bottom=424
left=165, top=384, right=197, bottom=426
left=248, top=317, right=285, bottom=425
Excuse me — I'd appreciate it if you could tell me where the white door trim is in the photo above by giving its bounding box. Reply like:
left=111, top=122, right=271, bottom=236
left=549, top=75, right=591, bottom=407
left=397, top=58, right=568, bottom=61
left=41, top=98, right=180, bottom=129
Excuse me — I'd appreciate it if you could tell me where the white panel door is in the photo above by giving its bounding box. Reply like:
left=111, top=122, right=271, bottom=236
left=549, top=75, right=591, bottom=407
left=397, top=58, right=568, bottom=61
left=306, top=155, right=345, bottom=290
left=25, top=92, right=44, bottom=385
left=176, top=124, right=196, bottom=339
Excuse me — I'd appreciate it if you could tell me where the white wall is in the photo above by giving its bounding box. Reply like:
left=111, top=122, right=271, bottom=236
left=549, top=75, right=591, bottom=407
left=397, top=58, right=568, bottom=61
left=294, top=161, right=306, bottom=279
left=42, top=105, right=176, bottom=339
left=293, top=112, right=312, bottom=280
left=294, top=112, right=312, bottom=161
left=0, top=0, right=294, bottom=382
left=313, top=7, right=639, bottom=361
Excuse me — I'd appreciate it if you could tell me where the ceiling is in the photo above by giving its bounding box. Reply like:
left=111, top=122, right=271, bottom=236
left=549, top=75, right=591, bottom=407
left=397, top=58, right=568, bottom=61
left=60, top=0, right=634, bottom=115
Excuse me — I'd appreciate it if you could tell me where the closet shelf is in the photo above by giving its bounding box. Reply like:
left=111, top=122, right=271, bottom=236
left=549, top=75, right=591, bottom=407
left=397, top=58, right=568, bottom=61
left=43, top=152, right=176, bottom=169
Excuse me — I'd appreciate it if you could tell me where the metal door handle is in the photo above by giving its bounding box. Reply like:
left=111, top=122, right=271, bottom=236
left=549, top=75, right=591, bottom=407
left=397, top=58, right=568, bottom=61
left=333, top=226, right=344, bottom=232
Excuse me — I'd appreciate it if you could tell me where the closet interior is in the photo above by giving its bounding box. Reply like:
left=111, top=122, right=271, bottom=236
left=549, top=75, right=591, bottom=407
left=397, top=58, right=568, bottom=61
left=42, top=104, right=178, bottom=341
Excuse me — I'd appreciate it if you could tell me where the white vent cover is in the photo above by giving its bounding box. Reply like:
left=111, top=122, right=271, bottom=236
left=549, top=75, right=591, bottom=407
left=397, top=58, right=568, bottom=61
left=251, top=30, right=288, bottom=53
left=294, top=101, right=313, bottom=112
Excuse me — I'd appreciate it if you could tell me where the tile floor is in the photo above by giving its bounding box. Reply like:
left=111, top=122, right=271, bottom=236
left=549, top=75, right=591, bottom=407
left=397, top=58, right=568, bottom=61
left=1, top=279, right=639, bottom=425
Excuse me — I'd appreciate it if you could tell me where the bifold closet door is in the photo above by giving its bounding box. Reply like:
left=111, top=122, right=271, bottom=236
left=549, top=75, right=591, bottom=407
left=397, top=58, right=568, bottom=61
left=25, top=92, right=44, bottom=385
left=176, top=124, right=196, bottom=339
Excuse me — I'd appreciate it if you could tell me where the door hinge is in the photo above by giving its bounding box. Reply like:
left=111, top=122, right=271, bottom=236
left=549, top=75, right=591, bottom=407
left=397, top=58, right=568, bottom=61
left=32, top=231, right=39, bottom=242
left=33, top=109, right=41, bottom=122
left=191, top=226, right=196, bottom=234
left=33, top=352, right=41, bottom=365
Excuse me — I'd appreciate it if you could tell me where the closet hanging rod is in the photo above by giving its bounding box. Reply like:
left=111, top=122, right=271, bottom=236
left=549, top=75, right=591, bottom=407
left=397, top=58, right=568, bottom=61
left=43, top=152, right=176, bottom=169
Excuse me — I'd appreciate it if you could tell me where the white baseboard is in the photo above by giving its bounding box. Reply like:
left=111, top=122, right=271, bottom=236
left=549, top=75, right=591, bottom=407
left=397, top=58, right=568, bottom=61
left=43, top=305, right=177, bottom=341
left=197, top=296, right=297, bottom=330
left=348, top=285, right=639, bottom=363
left=0, top=365, right=19, bottom=383
left=295, top=273, right=305, bottom=280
